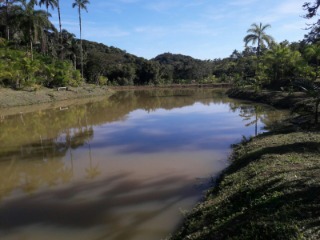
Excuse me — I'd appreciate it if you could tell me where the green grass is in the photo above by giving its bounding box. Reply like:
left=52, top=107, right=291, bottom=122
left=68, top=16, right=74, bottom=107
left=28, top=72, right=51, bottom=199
left=171, top=130, right=320, bottom=240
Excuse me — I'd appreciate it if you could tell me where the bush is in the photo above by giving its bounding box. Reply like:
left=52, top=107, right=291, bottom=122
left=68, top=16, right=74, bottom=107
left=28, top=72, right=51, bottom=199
left=0, top=47, right=83, bottom=88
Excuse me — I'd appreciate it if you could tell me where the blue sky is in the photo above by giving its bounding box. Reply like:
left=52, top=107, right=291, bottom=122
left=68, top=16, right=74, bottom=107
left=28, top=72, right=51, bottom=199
left=48, top=0, right=312, bottom=60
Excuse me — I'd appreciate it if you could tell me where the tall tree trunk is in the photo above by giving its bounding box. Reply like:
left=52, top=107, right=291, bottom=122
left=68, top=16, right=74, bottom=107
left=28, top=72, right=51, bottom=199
left=30, top=28, right=34, bottom=61
left=79, top=7, right=84, bottom=79
left=315, top=99, right=319, bottom=124
left=5, top=0, right=10, bottom=41
left=255, top=33, right=261, bottom=82
left=43, top=6, right=49, bottom=55
left=255, top=109, right=258, bottom=136
left=41, top=28, right=47, bottom=54
left=57, top=0, right=62, bottom=43
left=315, top=60, right=319, bottom=81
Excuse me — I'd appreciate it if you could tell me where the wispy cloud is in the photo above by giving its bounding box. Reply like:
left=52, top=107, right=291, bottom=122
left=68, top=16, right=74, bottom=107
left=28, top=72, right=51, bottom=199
left=176, top=21, right=220, bottom=36
left=251, top=0, right=305, bottom=23
left=134, top=26, right=169, bottom=38
left=276, top=0, right=304, bottom=15
left=119, top=0, right=141, bottom=3
left=84, top=26, right=130, bottom=39
left=228, top=0, right=258, bottom=6
left=147, top=1, right=181, bottom=12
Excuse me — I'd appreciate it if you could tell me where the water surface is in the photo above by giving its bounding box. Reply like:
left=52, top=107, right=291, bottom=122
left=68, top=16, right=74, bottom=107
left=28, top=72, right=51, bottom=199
left=0, top=89, right=287, bottom=240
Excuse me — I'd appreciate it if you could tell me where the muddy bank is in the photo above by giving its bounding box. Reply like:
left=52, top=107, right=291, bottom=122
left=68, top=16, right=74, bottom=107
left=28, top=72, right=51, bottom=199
left=0, top=85, right=113, bottom=108
left=109, top=83, right=231, bottom=90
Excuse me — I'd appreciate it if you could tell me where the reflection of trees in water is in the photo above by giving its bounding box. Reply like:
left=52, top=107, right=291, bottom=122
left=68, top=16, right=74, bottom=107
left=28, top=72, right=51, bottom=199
left=0, top=156, right=69, bottom=199
left=86, top=122, right=101, bottom=179
left=229, top=102, right=286, bottom=136
left=234, top=104, right=263, bottom=136
left=0, top=89, right=229, bottom=152
left=0, top=124, right=96, bottom=200
left=110, top=89, right=229, bottom=113
left=0, top=89, right=286, bottom=200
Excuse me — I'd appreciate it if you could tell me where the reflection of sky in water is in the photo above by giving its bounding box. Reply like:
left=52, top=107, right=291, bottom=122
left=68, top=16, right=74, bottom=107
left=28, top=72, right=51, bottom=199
left=92, top=102, right=256, bottom=155
left=0, top=92, right=286, bottom=240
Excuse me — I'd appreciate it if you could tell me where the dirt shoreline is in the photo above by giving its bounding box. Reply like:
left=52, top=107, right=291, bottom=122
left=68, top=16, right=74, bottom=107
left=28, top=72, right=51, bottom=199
left=0, top=83, right=231, bottom=109
left=0, top=85, right=113, bottom=109
left=109, top=83, right=231, bottom=90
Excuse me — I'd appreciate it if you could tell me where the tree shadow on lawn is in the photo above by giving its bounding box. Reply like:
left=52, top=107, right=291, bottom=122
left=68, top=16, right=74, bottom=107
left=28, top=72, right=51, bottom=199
left=225, top=141, right=320, bottom=176
left=183, top=176, right=320, bottom=240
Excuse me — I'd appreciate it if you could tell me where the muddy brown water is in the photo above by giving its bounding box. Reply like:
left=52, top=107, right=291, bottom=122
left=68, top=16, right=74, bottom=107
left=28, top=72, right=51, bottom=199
left=0, top=89, right=288, bottom=240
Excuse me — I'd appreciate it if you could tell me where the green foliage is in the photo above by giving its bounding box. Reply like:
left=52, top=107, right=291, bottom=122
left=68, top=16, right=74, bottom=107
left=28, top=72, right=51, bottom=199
left=200, top=75, right=218, bottom=84
left=293, top=79, right=320, bottom=124
left=0, top=47, right=83, bottom=88
left=0, top=37, right=7, bottom=47
left=98, top=75, right=108, bottom=85
left=259, top=43, right=305, bottom=89
left=153, top=53, right=213, bottom=82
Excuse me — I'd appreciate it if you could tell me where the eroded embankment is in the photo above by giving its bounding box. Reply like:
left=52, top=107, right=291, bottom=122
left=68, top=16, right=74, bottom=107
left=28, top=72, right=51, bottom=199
left=0, top=85, right=112, bottom=108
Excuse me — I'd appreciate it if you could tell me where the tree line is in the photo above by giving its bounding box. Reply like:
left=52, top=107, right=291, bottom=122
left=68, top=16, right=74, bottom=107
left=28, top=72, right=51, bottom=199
left=0, top=0, right=320, bottom=89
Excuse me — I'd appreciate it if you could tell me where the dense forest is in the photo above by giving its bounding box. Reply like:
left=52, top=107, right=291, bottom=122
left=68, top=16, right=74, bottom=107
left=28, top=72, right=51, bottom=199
left=0, top=0, right=320, bottom=91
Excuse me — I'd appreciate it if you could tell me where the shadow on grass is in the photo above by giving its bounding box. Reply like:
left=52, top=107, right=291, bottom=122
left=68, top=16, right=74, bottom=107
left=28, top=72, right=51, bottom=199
left=225, top=141, right=320, bottom=176
left=173, top=173, right=320, bottom=240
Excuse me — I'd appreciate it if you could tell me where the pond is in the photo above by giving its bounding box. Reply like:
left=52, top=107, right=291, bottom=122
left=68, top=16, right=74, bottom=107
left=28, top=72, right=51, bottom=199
left=0, top=89, right=288, bottom=240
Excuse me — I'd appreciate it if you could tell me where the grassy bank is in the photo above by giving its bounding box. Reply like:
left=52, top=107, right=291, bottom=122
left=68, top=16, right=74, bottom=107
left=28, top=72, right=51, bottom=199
left=0, top=85, right=113, bottom=108
left=227, top=88, right=307, bottom=109
left=171, top=129, right=320, bottom=239
left=171, top=89, right=320, bottom=240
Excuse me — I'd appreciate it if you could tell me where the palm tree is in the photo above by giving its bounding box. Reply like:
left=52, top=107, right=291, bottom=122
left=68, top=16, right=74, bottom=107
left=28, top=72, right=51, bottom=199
left=38, top=0, right=57, bottom=15
left=16, top=0, right=53, bottom=60
left=2, top=0, right=17, bottom=41
left=4, top=0, right=11, bottom=40
left=56, top=0, right=61, bottom=41
left=39, top=0, right=57, bottom=54
left=72, top=0, right=89, bottom=79
left=244, top=22, right=274, bottom=57
left=60, top=29, right=77, bottom=65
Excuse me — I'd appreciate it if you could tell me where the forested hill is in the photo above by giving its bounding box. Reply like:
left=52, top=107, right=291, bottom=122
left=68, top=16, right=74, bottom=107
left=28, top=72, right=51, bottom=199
left=152, top=53, right=214, bottom=82
left=83, top=40, right=218, bottom=86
